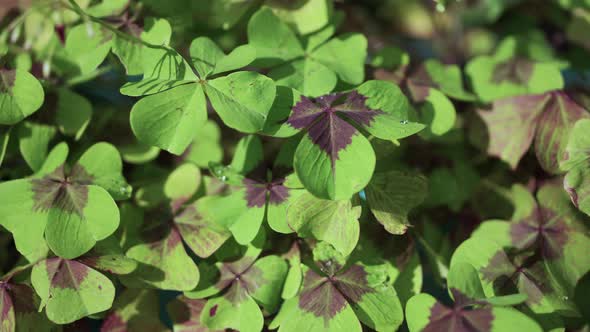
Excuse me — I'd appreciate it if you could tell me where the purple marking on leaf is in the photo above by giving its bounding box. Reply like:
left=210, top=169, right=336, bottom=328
left=299, top=270, right=348, bottom=323
left=209, top=304, right=218, bottom=317
left=423, top=291, right=494, bottom=332
left=491, top=58, right=533, bottom=85
left=510, top=206, right=569, bottom=260
left=167, top=297, right=215, bottom=332
left=308, top=114, right=358, bottom=165
left=481, top=251, right=549, bottom=304
left=287, top=96, right=326, bottom=129
left=406, top=65, right=437, bottom=102
left=9, top=284, right=37, bottom=314
left=216, top=257, right=265, bottom=304
left=45, top=258, right=89, bottom=290
left=333, top=265, right=372, bottom=304
left=0, top=284, right=13, bottom=326
left=244, top=177, right=290, bottom=208
left=534, top=91, right=590, bottom=173
left=54, top=25, right=66, bottom=44
left=31, top=164, right=93, bottom=217
left=0, top=69, right=16, bottom=91
left=287, top=92, right=382, bottom=165
left=564, top=184, right=579, bottom=208
left=101, top=313, right=125, bottom=332
left=299, top=264, right=373, bottom=322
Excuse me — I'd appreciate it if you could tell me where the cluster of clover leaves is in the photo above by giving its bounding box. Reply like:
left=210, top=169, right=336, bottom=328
left=0, top=0, right=589, bottom=331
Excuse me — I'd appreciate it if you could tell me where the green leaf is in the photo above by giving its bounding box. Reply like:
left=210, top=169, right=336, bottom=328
left=102, top=289, right=167, bottom=331
left=44, top=184, right=120, bottom=259
left=447, top=262, right=486, bottom=300
left=466, top=38, right=563, bottom=102
left=0, top=126, right=9, bottom=167
left=120, top=47, right=197, bottom=96
left=185, top=120, right=223, bottom=167
left=17, top=121, right=56, bottom=172
left=294, top=131, right=375, bottom=200
left=201, top=294, right=263, bottom=332
left=205, top=71, right=276, bottom=133
left=167, top=296, right=215, bottom=332
left=31, top=258, right=115, bottom=324
left=312, top=33, right=367, bottom=85
left=190, top=37, right=256, bottom=78
left=247, top=7, right=304, bottom=67
left=407, top=59, right=476, bottom=101
left=123, top=223, right=200, bottom=291
left=74, top=142, right=132, bottom=200
left=356, top=80, right=425, bottom=140
left=55, top=88, right=92, bottom=140
left=406, top=293, right=543, bottom=332
left=64, top=22, right=113, bottom=75
left=174, top=197, right=232, bottom=258
left=287, top=192, right=360, bottom=256
left=130, top=83, right=207, bottom=155
left=365, top=170, right=428, bottom=234
left=0, top=69, right=44, bottom=125
left=163, top=163, right=201, bottom=202
left=229, top=134, right=264, bottom=175
left=269, top=58, right=337, bottom=97
left=267, top=0, right=333, bottom=35
left=417, top=88, right=457, bottom=136
left=476, top=92, right=589, bottom=173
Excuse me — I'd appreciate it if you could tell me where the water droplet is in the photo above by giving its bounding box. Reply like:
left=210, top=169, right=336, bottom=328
left=562, top=296, right=569, bottom=300
left=120, top=186, right=129, bottom=194
left=220, top=175, right=227, bottom=182
left=85, top=22, right=95, bottom=38
left=436, top=3, right=446, bottom=12
left=400, top=120, right=409, bottom=125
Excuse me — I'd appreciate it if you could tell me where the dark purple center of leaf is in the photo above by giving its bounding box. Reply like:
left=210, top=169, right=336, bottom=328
left=216, top=257, right=265, bottom=304
left=287, top=92, right=382, bottom=165
left=244, top=177, right=289, bottom=208
left=423, top=289, right=494, bottom=332
left=481, top=251, right=549, bottom=304
left=491, top=58, right=533, bottom=85
left=31, top=165, right=94, bottom=217
left=45, top=258, right=89, bottom=290
left=510, top=206, right=569, bottom=260
left=298, top=264, right=372, bottom=324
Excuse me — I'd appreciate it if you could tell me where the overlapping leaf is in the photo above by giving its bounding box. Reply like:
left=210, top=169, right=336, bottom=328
left=247, top=7, right=366, bottom=97
left=476, top=91, right=590, bottom=172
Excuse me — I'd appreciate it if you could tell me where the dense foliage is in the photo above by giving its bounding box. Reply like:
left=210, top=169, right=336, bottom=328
left=0, top=0, right=589, bottom=331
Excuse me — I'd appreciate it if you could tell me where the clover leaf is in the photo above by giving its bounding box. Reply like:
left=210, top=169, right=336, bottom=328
left=125, top=36, right=275, bottom=154
left=120, top=163, right=231, bottom=291
left=0, top=280, right=51, bottom=332
left=208, top=135, right=306, bottom=244
left=406, top=289, right=542, bottom=332
left=101, top=289, right=167, bottom=331
left=185, top=231, right=288, bottom=332
left=365, top=170, right=428, bottom=234
left=0, top=68, right=44, bottom=125
left=282, top=80, right=423, bottom=200
left=561, top=119, right=590, bottom=216
left=453, top=182, right=590, bottom=323
left=475, top=91, right=590, bottom=173
left=466, top=35, right=564, bottom=102
left=31, top=257, right=116, bottom=324
left=271, top=259, right=404, bottom=332
left=247, top=7, right=367, bottom=97
left=0, top=142, right=130, bottom=260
